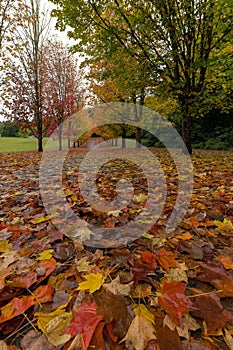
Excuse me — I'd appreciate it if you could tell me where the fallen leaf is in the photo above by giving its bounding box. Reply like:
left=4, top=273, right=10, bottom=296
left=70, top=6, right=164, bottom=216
left=156, top=248, right=179, bottom=271
left=196, top=260, right=233, bottom=297
left=104, top=275, right=132, bottom=296
left=36, top=250, right=53, bottom=261
left=158, top=281, right=194, bottom=327
left=0, top=341, right=8, bottom=350
left=140, top=251, right=157, bottom=269
left=164, top=263, right=188, bottom=283
left=214, top=218, right=233, bottom=231
left=163, top=313, right=200, bottom=339
left=190, top=289, right=233, bottom=334
left=77, top=273, right=104, bottom=293
left=64, top=300, right=103, bottom=350
left=120, top=315, right=156, bottom=350
left=45, top=313, right=72, bottom=346
left=35, top=304, right=69, bottom=333
left=0, top=241, right=12, bottom=254
left=174, top=232, right=193, bottom=240
left=214, top=255, right=233, bottom=270
left=224, top=328, right=233, bottom=350
left=21, top=330, right=57, bottom=350
left=133, top=304, right=155, bottom=325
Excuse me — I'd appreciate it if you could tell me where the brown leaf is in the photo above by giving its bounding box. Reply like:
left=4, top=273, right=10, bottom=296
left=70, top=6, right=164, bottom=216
left=21, top=330, right=57, bottom=350
left=196, top=260, right=233, bottom=297
left=95, top=288, right=133, bottom=338
left=120, top=315, right=156, bottom=350
left=190, top=289, right=233, bottom=334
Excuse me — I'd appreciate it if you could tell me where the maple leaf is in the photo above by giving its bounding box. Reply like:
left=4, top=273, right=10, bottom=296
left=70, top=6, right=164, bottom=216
left=214, top=218, right=233, bottom=231
left=156, top=248, right=179, bottom=271
left=103, top=275, right=132, bottom=296
left=215, top=255, right=233, bottom=270
left=77, top=272, right=104, bottom=293
left=133, top=304, right=155, bottom=325
left=190, top=289, right=233, bottom=335
left=120, top=315, right=156, bottom=350
left=36, top=249, right=53, bottom=261
left=158, top=281, right=194, bottom=327
left=0, top=295, right=35, bottom=323
left=64, top=300, right=103, bottom=350
left=140, top=250, right=157, bottom=269
left=163, top=313, right=200, bottom=339
left=35, top=304, right=71, bottom=335
left=196, top=260, right=233, bottom=297
left=0, top=240, right=12, bottom=254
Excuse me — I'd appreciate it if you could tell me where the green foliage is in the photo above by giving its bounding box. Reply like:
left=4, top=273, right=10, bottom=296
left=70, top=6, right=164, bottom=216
left=0, top=121, right=19, bottom=137
left=50, top=0, right=233, bottom=154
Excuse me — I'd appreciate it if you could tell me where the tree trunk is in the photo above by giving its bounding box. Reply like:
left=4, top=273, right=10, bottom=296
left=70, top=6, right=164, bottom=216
left=182, top=113, right=192, bottom=154
left=136, top=126, right=141, bottom=147
left=122, top=127, right=126, bottom=148
left=38, top=134, right=43, bottom=152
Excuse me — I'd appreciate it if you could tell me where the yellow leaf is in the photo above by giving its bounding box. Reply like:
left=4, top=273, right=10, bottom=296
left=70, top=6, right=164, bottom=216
left=35, top=304, right=68, bottom=333
left=0, top=240, right=12, bottom=254
left=31, top=215, right=51, bottom=224
left=0, top=340, right=8, bottom=350
left=77, top=273, right=104, bottom=293
left=214, top=218, right=233, bottom=232
left=133, top=304, right=155, bottom=325
left=36, top=249, right=53, bottom=261
left=45, top=313, right=72, bottom=346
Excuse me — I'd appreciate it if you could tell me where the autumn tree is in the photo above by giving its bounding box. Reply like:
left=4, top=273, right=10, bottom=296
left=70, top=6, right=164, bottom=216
left=43, top=39, right=84, bottom=150
left=0, top=0, right=29, bottom=65
left=50, top=0, right=233, bottom=153
left=4, top=0, right=51, bottom=151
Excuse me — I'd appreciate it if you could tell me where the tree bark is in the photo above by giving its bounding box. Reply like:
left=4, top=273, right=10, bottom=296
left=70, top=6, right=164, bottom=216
left=182, top=112, right=192, bottom=154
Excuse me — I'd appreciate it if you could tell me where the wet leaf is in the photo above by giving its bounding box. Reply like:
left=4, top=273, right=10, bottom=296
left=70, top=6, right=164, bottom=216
left=158, top=281, right=194, bottom=327
left=64, top=300, right=103, bottom=349
left=156, top=248, right=179, bottom=271
left=196, top=260, right=233, bottom=297
left=190, top=289, right=233, bottom=334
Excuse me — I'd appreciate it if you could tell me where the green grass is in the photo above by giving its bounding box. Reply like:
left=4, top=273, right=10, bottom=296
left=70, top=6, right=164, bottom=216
left=0, top=137, right=71, bottom=153
left=0, top=137, right=41, bottom=153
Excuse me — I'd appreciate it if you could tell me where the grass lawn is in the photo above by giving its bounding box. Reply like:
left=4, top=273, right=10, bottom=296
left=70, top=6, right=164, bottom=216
left=0, top=137, right=71, bottom=153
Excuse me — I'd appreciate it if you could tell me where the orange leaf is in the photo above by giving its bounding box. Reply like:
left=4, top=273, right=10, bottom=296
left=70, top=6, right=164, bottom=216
left=33, top=284, right=54, bottom=304
left=140, top=251, right=157, bottom=269
left=0, top=296, right=35, bottom=323
left=156, top=248, right=179, bottom=271
left=158, top=281, right=194, bottom=327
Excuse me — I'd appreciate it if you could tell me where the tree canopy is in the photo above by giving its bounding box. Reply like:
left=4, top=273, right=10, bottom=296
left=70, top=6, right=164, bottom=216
left=50, top=0, right=233, bottom=153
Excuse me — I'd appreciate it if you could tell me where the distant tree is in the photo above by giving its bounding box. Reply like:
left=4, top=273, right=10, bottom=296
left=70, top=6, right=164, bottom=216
left=0, top=121, right=19, bottom=137
left=43, top=40, right=84, bottom=150
left=4, top=0, right=51, bottom=152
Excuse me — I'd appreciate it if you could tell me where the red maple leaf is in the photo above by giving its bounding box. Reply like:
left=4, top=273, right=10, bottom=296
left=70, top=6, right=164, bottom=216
left=158, top=281, right=194, bottom=327
left=64, top=300, right=103, bottom=350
